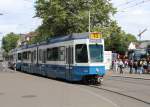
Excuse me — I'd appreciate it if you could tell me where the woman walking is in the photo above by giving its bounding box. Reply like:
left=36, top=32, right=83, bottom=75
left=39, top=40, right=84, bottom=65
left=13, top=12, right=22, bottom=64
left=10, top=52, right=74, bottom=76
left=118, top=59, right=124, bottom=74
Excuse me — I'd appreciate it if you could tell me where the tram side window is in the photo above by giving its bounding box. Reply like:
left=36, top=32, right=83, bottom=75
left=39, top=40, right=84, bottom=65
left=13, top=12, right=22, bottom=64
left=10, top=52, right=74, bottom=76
left=47, top=47, right=64, bottom=61
left=75, top=44, right=88, bottom=63
left=33, top=50, right=36, bottom=60
left=53, top=47, right=59, bottom=61
left=27, top=51, right=31, bottom=60
left=42, top=50, right=47, bottom=63
left=18, top=53, right=22, bottom=60
left=59, top=47, right=65, bottom=61
left=39, top=49, right=42, bottom=61
left=23, top=52, right=28, bottom=60
left=47, top=48, right=53, bottom=61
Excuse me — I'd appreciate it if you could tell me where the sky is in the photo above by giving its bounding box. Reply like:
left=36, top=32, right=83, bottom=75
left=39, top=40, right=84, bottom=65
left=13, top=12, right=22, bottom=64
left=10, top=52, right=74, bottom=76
left=0, top=0, right=149, bottom=42
left=0, top=0, right=41, bottom=40
left=111, top=0, right=150, bottom=40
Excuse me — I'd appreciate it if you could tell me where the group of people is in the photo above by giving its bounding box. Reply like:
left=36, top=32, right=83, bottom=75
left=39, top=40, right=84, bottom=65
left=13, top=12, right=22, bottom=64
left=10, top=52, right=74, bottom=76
left=112, top=59, right=125, bottom=74
left=128, top=59, right=150, bottom=74
left=112, top=58, right=150, bottom=74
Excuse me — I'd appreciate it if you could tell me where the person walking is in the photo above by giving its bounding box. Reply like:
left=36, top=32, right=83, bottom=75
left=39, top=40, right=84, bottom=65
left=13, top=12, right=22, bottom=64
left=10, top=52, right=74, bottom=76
left=143, top=59, right=148, bottom=73
left=124, top=59, right=128, bottom=68
left=113, top=60, right=118, bottom=72
left=137, top=60, right=143, bottom=74
left=134, top=60, right=138, bottom=74
left=129, top=60, right=133, bottom=74
left=118, top=59, right=124, bottom=74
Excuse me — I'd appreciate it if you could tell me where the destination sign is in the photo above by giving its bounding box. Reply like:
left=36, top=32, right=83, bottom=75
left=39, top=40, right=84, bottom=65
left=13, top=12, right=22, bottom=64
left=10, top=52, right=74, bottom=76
left=89, top=32, right=102, bottom=39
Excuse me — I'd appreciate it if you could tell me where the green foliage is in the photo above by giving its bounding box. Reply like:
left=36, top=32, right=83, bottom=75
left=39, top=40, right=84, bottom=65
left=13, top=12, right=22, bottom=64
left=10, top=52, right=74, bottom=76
left=34, top=0, right=116, bottom=38
left=2, top=32, right=20, bottom=52
left=33, top=0, right=137, bottom=54
left=105, top=29, right=137, bottom=54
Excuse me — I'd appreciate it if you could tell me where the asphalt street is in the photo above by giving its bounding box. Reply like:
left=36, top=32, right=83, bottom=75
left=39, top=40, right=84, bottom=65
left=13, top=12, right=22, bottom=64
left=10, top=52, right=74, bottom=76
left=0, top=62, right=150, bottom=107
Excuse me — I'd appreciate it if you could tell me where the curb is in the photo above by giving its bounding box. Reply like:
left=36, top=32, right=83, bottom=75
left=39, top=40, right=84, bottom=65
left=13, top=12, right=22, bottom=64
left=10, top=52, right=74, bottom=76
left=111, top=75, right=150, bottom=80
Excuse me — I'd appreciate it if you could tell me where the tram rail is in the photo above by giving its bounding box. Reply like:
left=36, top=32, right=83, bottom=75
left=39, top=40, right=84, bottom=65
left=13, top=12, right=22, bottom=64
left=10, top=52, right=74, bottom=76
left=87, top=85, right=150, bottom=106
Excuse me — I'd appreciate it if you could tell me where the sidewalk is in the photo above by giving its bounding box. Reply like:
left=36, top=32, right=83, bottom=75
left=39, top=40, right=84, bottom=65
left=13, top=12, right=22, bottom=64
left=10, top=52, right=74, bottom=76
left=105, top=69, right=150, bottom=80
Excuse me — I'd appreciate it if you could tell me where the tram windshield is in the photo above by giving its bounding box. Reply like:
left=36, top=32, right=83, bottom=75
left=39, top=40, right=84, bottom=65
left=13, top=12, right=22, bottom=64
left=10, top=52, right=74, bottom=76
left=89, top=44, right=103, bottom=62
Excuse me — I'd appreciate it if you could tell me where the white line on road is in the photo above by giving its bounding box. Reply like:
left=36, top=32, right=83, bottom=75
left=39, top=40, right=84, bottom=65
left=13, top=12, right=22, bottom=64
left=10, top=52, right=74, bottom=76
left=79, top=87, right=120, bottom=107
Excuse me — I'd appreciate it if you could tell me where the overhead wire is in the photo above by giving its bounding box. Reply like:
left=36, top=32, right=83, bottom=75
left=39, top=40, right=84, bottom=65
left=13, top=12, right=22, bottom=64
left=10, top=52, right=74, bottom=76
left=115, top=0, right=150, bottom=13
left=121, top=0, right=150, bottom=10
left=116, top=0, right=139, bottom=7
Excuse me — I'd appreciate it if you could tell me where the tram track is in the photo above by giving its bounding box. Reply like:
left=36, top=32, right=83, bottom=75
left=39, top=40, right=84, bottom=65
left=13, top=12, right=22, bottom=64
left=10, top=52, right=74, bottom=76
left=86, top=84, right=150, bottom=106
left=112, top=75, right=150, bottom=80
left=108, top=76, right=150, bottom=86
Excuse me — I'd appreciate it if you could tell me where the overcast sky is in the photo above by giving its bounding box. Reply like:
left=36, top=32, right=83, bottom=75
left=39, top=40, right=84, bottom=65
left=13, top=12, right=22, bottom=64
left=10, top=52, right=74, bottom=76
left=0, top=0, right=149, bottom=41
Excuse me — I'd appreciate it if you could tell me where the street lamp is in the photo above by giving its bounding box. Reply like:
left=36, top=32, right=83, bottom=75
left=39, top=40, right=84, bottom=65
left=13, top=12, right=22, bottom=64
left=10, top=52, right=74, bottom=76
left=89, top=11, right=91, bottom=33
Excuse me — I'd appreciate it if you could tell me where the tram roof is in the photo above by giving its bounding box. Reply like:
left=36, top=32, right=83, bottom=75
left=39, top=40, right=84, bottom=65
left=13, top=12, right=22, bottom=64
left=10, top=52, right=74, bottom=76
left=17, top=32, right=90, bottom=50
left=47, top=32, right=89, bottom=44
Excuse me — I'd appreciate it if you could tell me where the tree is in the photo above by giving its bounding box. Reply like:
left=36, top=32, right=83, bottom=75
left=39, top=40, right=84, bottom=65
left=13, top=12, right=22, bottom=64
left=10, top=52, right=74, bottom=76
left=34, top=0, right=116, bottom=39
left=33, top=0, right=137, bottom=54
left=2, top=32, right=20, bottom=52
left=105, top=28, right=137, bottom=54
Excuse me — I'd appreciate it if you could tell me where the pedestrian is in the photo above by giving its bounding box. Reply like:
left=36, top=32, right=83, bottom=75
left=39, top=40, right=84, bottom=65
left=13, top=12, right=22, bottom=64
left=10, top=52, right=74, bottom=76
left=118, top=59, right=124, bottom=74
left=113, top=60, right=118, bottom=72
left=137, top=60, right=143, bottom=74
left=143, top=59, right=148, bottom=73
left=112, top=60, right=114, bottom=69
left=129, top=60, right=133, bottom=74
left=124, top=59, right=128, bottom=68
left=133, top=60, right=138, bottom=74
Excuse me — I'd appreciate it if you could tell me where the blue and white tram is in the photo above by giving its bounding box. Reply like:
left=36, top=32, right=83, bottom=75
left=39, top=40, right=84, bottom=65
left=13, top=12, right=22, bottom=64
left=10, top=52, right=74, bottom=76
left=15, top=32, right=106, bottom=83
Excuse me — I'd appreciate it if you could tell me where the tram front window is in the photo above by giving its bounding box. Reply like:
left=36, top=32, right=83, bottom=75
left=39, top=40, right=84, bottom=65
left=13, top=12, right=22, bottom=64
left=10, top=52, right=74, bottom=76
left=75, top=44, right=88, bottom=63
left=89, top=44, right=103, bottom=62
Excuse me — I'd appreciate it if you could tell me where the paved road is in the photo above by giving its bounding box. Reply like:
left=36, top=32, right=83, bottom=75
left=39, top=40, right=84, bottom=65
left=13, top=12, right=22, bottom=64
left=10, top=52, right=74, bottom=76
left=0, top=62, right=117, bottom=107
left=0, top=62, right=150, bottom=107
left=103, top=76, right=150, bottom=103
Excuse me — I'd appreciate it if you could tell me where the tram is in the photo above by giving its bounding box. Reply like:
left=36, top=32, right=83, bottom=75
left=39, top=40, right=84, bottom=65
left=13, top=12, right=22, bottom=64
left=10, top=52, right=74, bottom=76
left=11, top=32, right=106, bottom=84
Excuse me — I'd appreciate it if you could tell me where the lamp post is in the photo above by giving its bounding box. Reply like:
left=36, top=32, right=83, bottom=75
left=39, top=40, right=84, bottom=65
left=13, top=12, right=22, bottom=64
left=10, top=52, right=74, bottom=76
left=89, top=11, right=91, bottom=33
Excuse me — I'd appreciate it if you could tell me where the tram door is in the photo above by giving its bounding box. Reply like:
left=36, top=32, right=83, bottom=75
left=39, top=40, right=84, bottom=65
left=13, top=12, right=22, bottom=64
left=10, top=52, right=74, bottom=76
left=30, top=50, right=36, bottom=73
left=66, top=46, right=73, bottom=80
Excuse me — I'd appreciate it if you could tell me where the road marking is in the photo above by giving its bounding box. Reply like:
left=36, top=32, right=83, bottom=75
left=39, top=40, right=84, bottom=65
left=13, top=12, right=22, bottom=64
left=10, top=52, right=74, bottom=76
left=79, top=87, right=120, bottom=107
